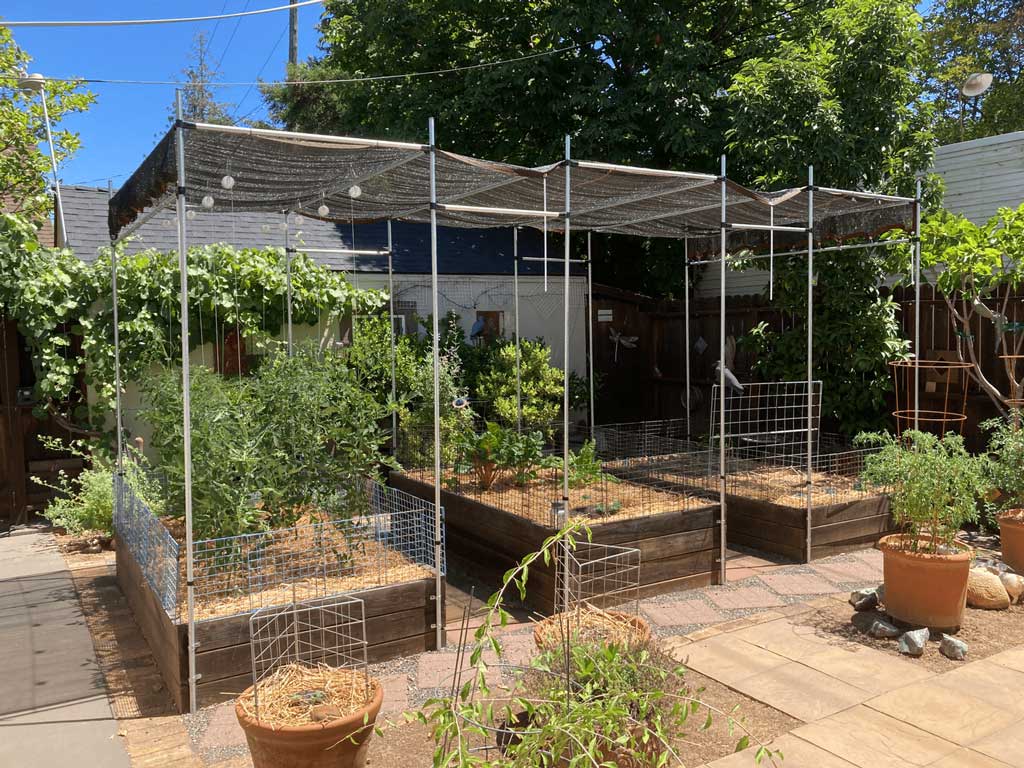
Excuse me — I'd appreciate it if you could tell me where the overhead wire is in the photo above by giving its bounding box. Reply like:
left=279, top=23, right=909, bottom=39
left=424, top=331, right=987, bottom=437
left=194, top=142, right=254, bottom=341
left=0, top=1, right=324, bottom=27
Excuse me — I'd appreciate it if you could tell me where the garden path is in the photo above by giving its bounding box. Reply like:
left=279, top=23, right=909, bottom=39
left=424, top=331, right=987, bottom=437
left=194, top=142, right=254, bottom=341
left=0, top=529, right=130, bottom=768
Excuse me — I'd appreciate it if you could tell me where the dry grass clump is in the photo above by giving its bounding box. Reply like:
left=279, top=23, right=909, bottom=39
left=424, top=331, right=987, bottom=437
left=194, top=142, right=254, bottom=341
left=533, top=604, right=650, bottom=650
left=237, top=663, right=378, bottom=729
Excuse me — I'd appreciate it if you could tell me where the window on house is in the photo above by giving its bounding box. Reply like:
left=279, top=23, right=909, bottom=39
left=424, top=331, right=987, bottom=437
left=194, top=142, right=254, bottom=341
left=471, top=310, right=503, bottom=344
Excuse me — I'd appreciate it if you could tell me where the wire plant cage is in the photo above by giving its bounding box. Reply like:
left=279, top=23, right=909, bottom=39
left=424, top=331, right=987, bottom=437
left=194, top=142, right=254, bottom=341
left=248, top=595, right=369, bottom=722
left=890, top=358, right=971, bottom=436
left=554, top=539, right=642, bottom=616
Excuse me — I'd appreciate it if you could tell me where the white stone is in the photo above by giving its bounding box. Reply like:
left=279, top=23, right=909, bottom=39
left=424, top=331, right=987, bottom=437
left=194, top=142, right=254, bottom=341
left=967, top=568, right=1011, bottom=610
left=1000, top=572, right=1024, bottom=604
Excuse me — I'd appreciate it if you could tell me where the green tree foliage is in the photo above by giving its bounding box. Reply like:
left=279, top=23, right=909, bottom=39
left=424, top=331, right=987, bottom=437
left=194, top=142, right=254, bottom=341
left=477, top=339, right=564, bottom=433
left=170, top=31, right=236, bottom=125
left=0, top=27, right=94, bottom=225
left=266, top=0, right=933, bottom=297
left=900, top=203, right=1024, bottom=413
left=923, top=0, right=1024, bottom=144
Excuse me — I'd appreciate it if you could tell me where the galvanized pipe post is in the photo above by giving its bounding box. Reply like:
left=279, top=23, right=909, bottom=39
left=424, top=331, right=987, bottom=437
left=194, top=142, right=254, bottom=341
left=718, top=156, right=727, bottom=584
left=562, top=135, right=572, bottom=504
left=806, top=167, right=815, bottom=563
left=513, top=228, right=522, bottom=432
left=387, top=220, right=398, bottom=452
left=427, top=118, right=445, bottom=650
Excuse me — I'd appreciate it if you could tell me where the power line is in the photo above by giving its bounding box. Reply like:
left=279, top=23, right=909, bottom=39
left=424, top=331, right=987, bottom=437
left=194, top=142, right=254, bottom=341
left=231, top=26, right=288, bottom=122
left=215, top=1, right=254, bottom=74
left=0, top=0, right=322, bottom=27
left=0, top=44, right=580, bottom=88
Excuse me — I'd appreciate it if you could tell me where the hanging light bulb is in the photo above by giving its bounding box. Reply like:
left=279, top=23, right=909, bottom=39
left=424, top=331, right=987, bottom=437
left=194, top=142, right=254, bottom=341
left=220, top=175, right=235, bottom=190
left=279, top=220, right=289, bottom=232
left=293, top=214, right=304, bottom=225
left=201, top=195, right=215, bottom=209
left=261, top=224, right=271, bottom=234
left=186, top=209, right=197, bottom=220
left=348, top=184, right=362, bottom=199
left=317, top=203, right=330, bottom=217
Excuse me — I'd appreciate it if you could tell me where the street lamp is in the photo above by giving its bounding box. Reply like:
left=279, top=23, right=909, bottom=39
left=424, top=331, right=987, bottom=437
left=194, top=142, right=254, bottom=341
left=959, top=72, right=993, bottom=141
left=18, top=73, right=67, bottom=248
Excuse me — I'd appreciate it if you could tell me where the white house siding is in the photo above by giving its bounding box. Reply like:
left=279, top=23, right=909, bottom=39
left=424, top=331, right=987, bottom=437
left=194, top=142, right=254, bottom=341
left=933, top=131, right=1024, bottom=223
left=695, top=265, right=771, bottom=299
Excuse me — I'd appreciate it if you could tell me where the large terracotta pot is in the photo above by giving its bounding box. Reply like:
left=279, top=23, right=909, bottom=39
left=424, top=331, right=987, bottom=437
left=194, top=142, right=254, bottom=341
left=879, top=534, right=972, bottom=630
left=235, top=680, right=383, bottom=768
left=1000, top=511, right=1024, bottom=573
left=533, top=610, right=651, bottom=651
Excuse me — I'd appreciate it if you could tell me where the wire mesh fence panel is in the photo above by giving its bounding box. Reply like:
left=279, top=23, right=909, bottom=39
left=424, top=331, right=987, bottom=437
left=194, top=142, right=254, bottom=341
left=113, top=474, right=180, bottom=617
left=249, top=595, right=368, bottom=721
left=709, top=380, right=822, bottom=460
left=555, top=539, right=641, bottom=615
left=593, top=418, right=696, bottom=461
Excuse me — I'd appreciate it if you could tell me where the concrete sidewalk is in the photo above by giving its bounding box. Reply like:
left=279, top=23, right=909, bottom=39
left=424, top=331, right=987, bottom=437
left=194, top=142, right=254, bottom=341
left=0, top=529, right=129, bottom=767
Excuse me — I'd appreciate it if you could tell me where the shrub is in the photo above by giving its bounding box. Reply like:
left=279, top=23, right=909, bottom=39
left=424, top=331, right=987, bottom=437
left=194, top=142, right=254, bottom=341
left=981, top=412, right=1024, bottom=527
left=477, top=339, right=563, bottom=433
left=35, top=438, right=163, bottom=537
left=856, top=430, right=988, bottom=552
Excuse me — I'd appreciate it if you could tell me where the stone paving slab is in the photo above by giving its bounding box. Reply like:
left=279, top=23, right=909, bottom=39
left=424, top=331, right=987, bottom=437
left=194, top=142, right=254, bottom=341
left=970, top=722, right=1024, bottom=768
left=810, top=559, right=884, bottom=584
left=757, top=572, right=841, bottom=596
left=792, top=704, right=961, bottom=768
left=987, top=646, right=1024, bottom=674
left=643, top=598, right=726, bottom=628
left=929, top=660, right=1024, bottom=718
left=865, top=679, right=1019, bottom=747
left=673, top=633, right=788, bottom=687
left=705, top=585, right=786, bottom=611
left=931, top=748, right=1015, bottom=768
left=704, top=732, right=858, bottom=767
left=728, top=661, right=868, bottom=722
left=797, top=643, right=932, bottom=696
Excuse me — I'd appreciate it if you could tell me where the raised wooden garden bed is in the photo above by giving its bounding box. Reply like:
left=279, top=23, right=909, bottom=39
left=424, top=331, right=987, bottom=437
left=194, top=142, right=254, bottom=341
left=116, top=540, right=442, bottom=712
left=608, top=459, right=894, bottom=562
left=389, top=470, right=721, bottom=612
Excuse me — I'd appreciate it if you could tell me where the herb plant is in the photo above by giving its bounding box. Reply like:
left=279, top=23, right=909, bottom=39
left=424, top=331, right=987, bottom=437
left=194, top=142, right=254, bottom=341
left=856, top=430, right=988, bottom=552
left=982, top=412, right=1024, bottom=525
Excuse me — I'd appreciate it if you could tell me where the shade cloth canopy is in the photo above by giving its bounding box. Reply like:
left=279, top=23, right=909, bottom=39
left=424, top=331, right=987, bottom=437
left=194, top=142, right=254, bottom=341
left=109, top=122, right=914, bottom=253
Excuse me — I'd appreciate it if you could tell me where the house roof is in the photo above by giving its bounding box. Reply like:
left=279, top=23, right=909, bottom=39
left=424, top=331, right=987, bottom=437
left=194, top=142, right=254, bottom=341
left=60, top=184, right=554, bottom=274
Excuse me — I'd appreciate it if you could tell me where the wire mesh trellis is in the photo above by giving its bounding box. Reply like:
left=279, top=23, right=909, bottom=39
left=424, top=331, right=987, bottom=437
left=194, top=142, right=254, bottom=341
left=115, top=476, right=443, bottom=622
left=593, top=418, right=695, bottom=461
left=113, top=474, right=179, bottom=616
left=709, top=380, right=822, bottom=459
left=249, top=595, right=369, bottom=722
left=554, top=539, right=641, bottom=615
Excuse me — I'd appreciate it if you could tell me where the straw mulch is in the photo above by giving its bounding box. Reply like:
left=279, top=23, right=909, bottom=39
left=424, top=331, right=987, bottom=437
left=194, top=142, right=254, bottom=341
left=407, top=469, right=705, bottom=524
left=237, top=663, right=378, bottom=729
left=533, top=605, right=650, bottom=650
left=725, top=467, right=873, bottom=507
left=161, top=515, right=433, bottom=622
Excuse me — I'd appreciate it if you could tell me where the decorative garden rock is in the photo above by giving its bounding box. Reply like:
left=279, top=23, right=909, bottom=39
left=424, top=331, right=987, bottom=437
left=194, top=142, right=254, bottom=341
left=898, top=628, right=929, bottom=657
left=939, top=634, right=968, bottom=661
left=868, top=618, right=901, bottom=639
left=850, top=588, right=879, bottom=611
left=1000, top=572, right=1024, bottom=604
left=966, top=568, right=1011, bottom=610
left=876, top=583, right=886, bottom=605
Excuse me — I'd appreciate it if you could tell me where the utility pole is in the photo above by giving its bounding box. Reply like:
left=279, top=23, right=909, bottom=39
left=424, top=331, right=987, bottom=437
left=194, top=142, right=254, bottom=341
left=288, top=0, right=298, bottom=67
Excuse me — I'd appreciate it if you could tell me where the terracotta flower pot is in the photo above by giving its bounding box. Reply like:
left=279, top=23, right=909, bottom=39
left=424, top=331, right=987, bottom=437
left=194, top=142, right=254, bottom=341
left=235, top=680, right=383, bottom=768
left=879, top=534, right=972, bottom=630
left=533, top=610, right=652, bottom=651
left=999, top=510, right=1024, bottom=573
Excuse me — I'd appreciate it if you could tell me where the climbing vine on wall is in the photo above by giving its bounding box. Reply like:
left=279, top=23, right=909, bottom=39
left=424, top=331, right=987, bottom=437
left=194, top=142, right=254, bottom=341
left=0, top=212, right=386, bottom=426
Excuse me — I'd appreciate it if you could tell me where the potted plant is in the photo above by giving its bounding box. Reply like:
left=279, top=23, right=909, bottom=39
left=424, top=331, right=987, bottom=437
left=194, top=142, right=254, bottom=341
left=235, top=665, right=384, bottom=768
left=982, top=413, right=1024, bottom=572
left=857, top=430, right=987, bottom=629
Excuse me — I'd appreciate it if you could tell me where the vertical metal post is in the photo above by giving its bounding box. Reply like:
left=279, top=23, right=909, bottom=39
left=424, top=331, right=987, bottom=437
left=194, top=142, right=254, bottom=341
left=718, top=156, right=727, bottom=584
left=284, top=215, right=293, bottom=356
left=109, top=182, right=123, bottom=475
left=587, top=232, right=595, bottom=440
left=428, top=118, right=444, bottom=649
left=174, top=90, right=198, bottom=714
left=513, top=228, right=522, bottom=432
left=684, top=239, right=691, bottom=440
left=387, top=220, right=398, bottom=453
left=913, top=178, right=922, bottom=431
left=38, top=84, right=68, bottom=248
left=543, top=177, right=549, bottom=291
left=562, top=136, right=572, bottom=503
left=769, top=206, right=775, bottom=301
left=806, top=167, right=815, bottom=563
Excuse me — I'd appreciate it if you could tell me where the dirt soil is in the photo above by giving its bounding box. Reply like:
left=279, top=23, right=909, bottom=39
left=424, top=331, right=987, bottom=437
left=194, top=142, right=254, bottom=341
left=407, top=468, right=710, bottom=525
left=792, top=599, right=1024, bottom=673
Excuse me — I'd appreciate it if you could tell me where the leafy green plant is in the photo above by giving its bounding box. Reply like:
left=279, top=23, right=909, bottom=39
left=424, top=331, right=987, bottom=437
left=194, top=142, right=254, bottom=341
left=856, top=430, right=988, bottom=552
left=982, top=412, right=1024, bottom=527
left=495, top=428, right=555, bottom=487
left=34, top=438, right=163, bottom=537
left=477, top=339, right=563, bottom=434
left=567, top=440, right=617, bottom=489
left=142, top=346, right=391, bottom=540
left=415, top=523, right=778, bottom=767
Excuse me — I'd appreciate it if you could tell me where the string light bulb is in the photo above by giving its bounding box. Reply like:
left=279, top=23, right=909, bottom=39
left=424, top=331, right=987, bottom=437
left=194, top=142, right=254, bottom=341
left=220, top=175, right=235, bottom=190
left=186, top=209, right=197, bottom=220
left=201, top=195, right=215, bottom=209
left=317, top=203, right=330, bottom=217
left=348, top=185, right=362, bottom=199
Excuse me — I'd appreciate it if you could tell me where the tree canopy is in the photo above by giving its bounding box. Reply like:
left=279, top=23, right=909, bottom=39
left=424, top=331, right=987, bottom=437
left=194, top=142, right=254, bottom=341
left=0, top=26, right=94, bottom=225
left=267, top=0, right=934, bottom=296
left=923, top=0, right=1024, bottom=145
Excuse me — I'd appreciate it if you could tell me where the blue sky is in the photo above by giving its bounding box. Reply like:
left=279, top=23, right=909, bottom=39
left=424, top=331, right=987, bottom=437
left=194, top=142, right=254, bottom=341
left=5, top=1, right=325, bottom=188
